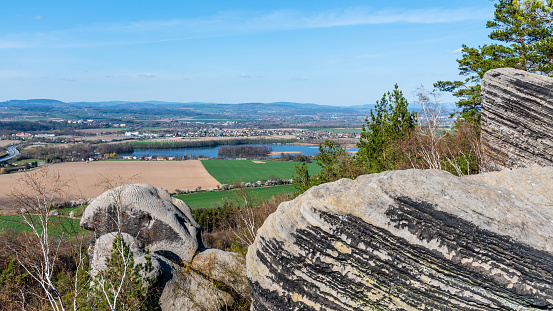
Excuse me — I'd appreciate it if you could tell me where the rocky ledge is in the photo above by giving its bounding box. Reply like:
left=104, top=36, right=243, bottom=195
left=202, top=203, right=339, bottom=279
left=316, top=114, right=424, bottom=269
left=481, top=68, right=553, bottom=170
left=247, top=168, right=553, bottom=310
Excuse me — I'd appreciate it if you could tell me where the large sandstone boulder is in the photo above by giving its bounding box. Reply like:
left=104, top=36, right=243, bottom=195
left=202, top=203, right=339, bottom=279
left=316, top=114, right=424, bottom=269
left=81, top=183, right=201, bottom=263
left=247, top=168, right=553, bottom=310
left=81, top=184, right=249, bottom=311
left=481, top=68, right=553, bottom=170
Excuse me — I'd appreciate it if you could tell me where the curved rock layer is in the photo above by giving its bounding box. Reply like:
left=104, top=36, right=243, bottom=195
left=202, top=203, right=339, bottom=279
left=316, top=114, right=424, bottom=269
left=247, top=169, right=553, bottom=310
left=481, top=68, right=553, bottom=170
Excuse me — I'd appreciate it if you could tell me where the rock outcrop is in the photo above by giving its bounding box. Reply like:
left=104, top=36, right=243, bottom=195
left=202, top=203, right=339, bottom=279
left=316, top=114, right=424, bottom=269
left=81, top=183, right=248, bottom=311
left=247, top=168, right=553, bottom=310
left=82, top=184, right=201, bottom=264
left=481, top=68, right=553, bottom=170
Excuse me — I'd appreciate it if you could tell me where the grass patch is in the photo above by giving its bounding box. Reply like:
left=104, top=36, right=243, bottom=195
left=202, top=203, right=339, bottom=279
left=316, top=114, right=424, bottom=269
left=174, top=184, right=294, bottom=209
left=0, top=215, right=84, bottom=236
left=58, top=205, right=86, bottom=217
left=201, top=159, right=321, bottom=184
left=13, top=158, right=42, bottom=165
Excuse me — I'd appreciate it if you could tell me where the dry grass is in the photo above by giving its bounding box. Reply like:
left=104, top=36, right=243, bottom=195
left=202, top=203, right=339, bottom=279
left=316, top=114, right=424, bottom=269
left=0, top=160, right=220, bottom=206
left=0, top=140, right=19, bottom=148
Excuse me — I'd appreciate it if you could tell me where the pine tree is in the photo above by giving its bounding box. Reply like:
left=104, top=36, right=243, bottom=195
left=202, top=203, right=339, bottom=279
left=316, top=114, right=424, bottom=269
left=435, top=0, right=553, bottom=122
left=356, top=84, right=416, bottom=173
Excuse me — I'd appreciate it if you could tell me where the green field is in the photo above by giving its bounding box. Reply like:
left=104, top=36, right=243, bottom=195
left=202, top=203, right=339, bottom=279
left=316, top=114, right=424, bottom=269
left=13, top=158, right=42, bottom=164
left=0, top=215, right=84, bottom=236
left=174, top=184, right=294, bottom=209
left=201, top=159, right=321, bottom=184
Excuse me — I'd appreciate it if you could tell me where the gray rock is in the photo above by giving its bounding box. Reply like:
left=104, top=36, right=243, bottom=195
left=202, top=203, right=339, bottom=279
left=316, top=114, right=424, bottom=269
left=81, top=183, right=201, bottom=265
left=160, top=266, right=234, bottom=311
left=81, top=183, right=250, bottom=311
left=481, top=68, right=553, bottom=170
left=191, top=249, right=249, bottom=299
left=90, top=232, right=162, bottom=282
left=247, top=169, right=553, bottom=310
left=161, top=249, right=249, bottom=311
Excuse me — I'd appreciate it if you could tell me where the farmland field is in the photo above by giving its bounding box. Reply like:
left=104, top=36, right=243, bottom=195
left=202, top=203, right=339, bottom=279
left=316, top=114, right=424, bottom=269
left=201, top=159, right=321, bottom=184
left=0, top=215, right=84, bottom=236
left=174, top=184, right=294, bottom=209
left=0, top=160, right=219, bottom=207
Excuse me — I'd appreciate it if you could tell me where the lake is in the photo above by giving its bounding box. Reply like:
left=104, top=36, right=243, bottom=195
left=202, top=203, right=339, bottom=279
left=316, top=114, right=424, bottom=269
left=122, top=143, right=358, bottom=159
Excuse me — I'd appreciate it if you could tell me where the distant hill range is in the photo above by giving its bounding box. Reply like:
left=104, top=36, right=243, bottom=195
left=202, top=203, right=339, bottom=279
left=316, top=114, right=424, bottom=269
left=0, top=99, right=455, bottom=111
left=0, top=99, right=455, bottom=123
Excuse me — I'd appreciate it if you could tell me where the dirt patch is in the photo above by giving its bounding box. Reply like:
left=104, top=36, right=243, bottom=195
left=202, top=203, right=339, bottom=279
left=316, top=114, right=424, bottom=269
left=0, top=160, right=220, bottom=206
left=0, top=140, right=19, bottom=148
left=252, top=161, right=265, bottom=164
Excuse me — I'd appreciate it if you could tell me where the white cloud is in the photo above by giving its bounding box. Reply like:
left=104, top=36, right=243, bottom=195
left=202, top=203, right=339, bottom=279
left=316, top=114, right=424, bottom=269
left=450, top=47, right=463, bottom=54
left=239, top=74, right=251, bottom=78
left=139, top=73, right=156, bottom=78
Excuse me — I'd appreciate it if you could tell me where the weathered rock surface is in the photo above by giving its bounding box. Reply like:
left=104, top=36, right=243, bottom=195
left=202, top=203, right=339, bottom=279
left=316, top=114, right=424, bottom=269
left=90, top=232, right=163, bottom=281
left=481, top=68, right=553, bottom=170
left=247, top=169, right=553, bottom=310
left=81, top=183, right=201, bottom=263
left=81, top=184, right=249, bottom=311
left=161, top=249, right=249, bottom=311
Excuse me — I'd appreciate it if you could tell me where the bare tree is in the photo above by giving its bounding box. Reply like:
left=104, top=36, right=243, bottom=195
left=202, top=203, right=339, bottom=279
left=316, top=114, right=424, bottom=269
left=407, top=85, right=482, bottom=176
left=89, top=175, right=157, bottom=311
left=9, top=167, right=90, bottom=311
left=410, top=85, right=446, bottom=170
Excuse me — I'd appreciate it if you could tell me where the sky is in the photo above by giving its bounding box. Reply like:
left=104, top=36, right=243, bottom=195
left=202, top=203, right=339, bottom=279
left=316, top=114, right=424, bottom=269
left=0, top=0, right=497, bottom=106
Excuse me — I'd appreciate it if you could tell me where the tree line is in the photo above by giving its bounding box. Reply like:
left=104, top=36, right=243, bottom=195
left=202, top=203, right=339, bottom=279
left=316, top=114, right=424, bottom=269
left=217, top=145, right=272, bottom=158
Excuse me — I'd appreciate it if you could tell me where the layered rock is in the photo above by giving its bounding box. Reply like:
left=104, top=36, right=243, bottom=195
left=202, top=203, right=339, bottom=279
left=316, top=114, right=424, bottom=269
left=82, top=183, right=201, bottom=263
left=247, top=169, right=553, bottom=310
left=481, top=68, right=553, bottom=170
left=81, top=183, right=248, bottom=311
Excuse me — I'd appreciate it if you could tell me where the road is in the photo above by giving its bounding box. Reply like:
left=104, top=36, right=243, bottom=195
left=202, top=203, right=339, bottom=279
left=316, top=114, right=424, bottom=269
left=0, top=145, right=19, bottom=162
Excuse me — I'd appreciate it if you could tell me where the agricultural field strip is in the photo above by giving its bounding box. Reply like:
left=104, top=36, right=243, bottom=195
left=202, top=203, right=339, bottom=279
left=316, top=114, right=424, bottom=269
left=174, top=184, right=295, bottom=209
left=200, top=159, right=321, bottom=184
left=0, top=214, right=84, bottom=236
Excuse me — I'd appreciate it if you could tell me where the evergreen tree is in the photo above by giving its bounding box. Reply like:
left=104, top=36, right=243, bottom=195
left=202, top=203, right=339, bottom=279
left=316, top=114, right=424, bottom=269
left=436, top=0, right=553, bottom=122
left=356, top=84, right=416, bottom=173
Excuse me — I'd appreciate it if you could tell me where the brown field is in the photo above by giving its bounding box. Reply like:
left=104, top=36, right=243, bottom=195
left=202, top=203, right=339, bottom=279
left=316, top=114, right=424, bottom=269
left=0, top=160, right=220, bottom=208
left=0, top=140, right=19, bottom=147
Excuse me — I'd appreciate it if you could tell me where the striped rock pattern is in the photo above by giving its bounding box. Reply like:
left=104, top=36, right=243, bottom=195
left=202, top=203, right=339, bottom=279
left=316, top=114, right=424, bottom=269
left=246, top=169, right=553, bottom=310
left=481, top=68, right=553, bottom=170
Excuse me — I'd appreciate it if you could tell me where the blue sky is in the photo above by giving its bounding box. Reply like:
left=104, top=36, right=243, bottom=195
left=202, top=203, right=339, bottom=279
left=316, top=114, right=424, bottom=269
left=0, top=0, right=496, bottom=106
